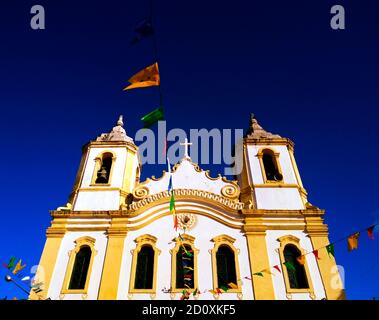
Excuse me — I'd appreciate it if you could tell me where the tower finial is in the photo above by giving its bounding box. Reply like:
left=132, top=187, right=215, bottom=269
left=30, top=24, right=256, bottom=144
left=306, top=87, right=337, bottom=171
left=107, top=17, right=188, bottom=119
left=248, top=113, right=256, bottom=134
left=117, top=115, right=124, bottom=127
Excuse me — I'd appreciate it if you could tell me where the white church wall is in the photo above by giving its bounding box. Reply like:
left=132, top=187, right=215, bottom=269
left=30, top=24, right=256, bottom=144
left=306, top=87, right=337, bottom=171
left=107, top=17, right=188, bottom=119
left=47, top=231, right=108, bottom=300
left=255, top=188, right=304, bottom=210
left=74, top=190, right=120, bottom=211
left=73, top=146, right=129, bottom=211
left=117, top=215, right=253, bottom=300
left=265, top=230, right=327, bottom=300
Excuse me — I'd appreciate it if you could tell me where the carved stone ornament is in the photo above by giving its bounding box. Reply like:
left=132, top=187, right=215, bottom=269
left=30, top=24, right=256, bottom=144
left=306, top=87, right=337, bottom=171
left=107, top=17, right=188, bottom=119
left=177, top=213, right=196, bottom=231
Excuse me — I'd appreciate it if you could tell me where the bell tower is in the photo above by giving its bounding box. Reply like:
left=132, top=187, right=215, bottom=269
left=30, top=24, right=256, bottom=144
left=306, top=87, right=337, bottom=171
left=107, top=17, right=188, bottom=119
left=238, top=114, right=345, bottom=300
left=238, top=113, right=308, bottom=210
left=68, top=115, right=140, bottom=211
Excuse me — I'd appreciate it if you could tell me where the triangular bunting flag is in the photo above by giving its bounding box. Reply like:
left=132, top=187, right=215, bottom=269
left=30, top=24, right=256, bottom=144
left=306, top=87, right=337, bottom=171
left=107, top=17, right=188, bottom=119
left=367, top=226, right=375, bottom=240
left=12, top=260, right=26, bottom=275
left=347, top=232, right=360, bottom=252
left=262, top=268, right=274, bottom=275
left=313, top=249, right=321, bottom=260
left=228, top=282, right=238, bottom=289
left=220, top=285, right=229, bottom=292
left=253, top=272, right=264, bottom=277
left=273, top=265, right=282, bottom=273
left=296, top=255, right=306, bottom=266
left=6, top=257, right=16, bottom=270
left=283, top=261, right=296, bottom=272
left=326, top=243, right=335, bottom=258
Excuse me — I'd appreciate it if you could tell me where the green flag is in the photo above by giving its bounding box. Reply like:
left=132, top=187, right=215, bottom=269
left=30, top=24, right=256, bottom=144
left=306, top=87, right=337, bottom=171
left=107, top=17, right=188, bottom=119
left=253, top=272, right=264, bottom=277
left=7, top=257, right=16, bottom=269
left=326, top=243, right=335, bottom=258
left=220, top=285, right=229, bottom=292
left=169, top=193, right=175, bottom=214
left=283, top=261, right=296, bottom=272
left=141, top=107, right=164, bottom=128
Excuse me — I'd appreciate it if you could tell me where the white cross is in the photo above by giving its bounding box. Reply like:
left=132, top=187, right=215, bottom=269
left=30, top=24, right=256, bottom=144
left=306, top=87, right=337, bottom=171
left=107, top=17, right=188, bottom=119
left=180, top=138, right=192, bottom=159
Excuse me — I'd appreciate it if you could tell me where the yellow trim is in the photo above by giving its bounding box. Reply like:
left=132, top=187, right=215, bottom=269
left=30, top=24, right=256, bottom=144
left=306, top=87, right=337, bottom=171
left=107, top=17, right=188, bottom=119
left=210, top=235, right=242, bottom=293
left=98, top=224, right=128, bottom=300
left=305, top=219, right=346, bottom=299
left=61, top=236, right=97, bottom=295
left=288, top=148, right=308, bottom=205
left=170, top=234, right=199, bottom=293
left=277, top=235, right=314, bottom=294
left=244, top=137, right=295, bottom=149
left=243, top=230, right=275, bottom=299
left=29, top=230, right=65, bottom=300
left=257, top=147, right=284, bottom=184
left=120, top=149, right=138, bottom=207
left=90, top=151, right=117, bottom=186
left=128, top=234, right=161, bottom=294
left=254, top=183, right=299, bottom=188
left=79, top=187, right=120, bottom=192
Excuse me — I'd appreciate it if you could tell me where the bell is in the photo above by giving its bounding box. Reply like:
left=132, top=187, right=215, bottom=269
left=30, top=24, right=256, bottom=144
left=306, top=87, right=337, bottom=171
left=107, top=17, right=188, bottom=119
left=98, top=167, right=108, bottom=179
left=96, top=167, right=108, bottom=183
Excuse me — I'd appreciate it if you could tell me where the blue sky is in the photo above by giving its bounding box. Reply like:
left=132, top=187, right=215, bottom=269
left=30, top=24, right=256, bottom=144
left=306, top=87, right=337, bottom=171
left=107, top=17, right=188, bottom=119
left=0, top=0, right=378, bottom=299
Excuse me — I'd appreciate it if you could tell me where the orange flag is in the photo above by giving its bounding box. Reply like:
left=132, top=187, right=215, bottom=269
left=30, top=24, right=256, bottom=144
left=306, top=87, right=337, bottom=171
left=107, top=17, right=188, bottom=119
left=347, top=232, right=360, bottom=252
left=123, top=62, right=160, bottom=90
left=296, top=255, right=306, bottom=265
left=12, top=260, right=26, bottom=275
left=228, top=282, right=238, bottom=289
left=262, top=268, right=274, bottom=275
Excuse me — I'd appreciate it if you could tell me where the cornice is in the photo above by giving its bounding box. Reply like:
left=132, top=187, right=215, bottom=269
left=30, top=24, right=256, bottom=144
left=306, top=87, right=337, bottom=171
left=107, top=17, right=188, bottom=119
left=129, top=189, right=245, bottom=212
left=244, top=137, right=295, bottom=149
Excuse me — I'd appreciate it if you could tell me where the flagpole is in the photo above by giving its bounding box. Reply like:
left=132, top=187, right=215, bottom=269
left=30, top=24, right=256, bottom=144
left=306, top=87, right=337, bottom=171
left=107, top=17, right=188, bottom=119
left=5, top=275, right=30, bottom=296
left=149, top=0, right=164, bottom=107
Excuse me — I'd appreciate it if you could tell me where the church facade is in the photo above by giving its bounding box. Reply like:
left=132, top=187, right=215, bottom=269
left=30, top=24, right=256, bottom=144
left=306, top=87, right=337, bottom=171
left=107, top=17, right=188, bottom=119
left=31, top=115, right=345, bottom=300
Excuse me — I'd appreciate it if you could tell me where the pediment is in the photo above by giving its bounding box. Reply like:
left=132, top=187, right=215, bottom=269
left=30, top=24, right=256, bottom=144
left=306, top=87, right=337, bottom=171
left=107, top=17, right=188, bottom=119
left=132, top=158, right=242, bottom=206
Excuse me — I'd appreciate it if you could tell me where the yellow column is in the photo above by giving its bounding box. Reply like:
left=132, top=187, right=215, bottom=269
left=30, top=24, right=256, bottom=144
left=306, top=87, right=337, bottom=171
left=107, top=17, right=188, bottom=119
left=305, top=215, right=346, bottom=300
left=244, top=216, right=275, bottom=300
left=29, top=227, right=65, bottom=300
left=120, top=149, right=137, bottom=208
left=98, top=222, right=128, bottom=300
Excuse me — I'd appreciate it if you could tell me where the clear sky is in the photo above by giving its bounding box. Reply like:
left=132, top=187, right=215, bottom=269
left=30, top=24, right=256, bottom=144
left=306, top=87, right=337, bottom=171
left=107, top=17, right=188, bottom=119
left=0, top=0, right=378, bottom=299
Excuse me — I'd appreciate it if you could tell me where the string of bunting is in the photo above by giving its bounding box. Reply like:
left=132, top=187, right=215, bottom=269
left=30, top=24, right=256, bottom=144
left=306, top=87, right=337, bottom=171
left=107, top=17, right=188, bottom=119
left=1, top=256, right=44, bottom=295
left=166, top=168, right=378, bottom=298
left=249, top=223, right=377, bottom=278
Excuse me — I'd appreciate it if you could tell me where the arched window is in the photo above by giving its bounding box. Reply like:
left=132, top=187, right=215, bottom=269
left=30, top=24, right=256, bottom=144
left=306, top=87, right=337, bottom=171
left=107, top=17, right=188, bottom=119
left=283, top=244, right=309, bottom=289
left=261, top=149, right=283, bottom=182
left=216, top=245, right=237, bottom=288
left=134, top=245, right=154, bottom=289
left=210, top=235, right=241, bottom=293
left=68, top=245, right=92, bottom=290
left=129, top=235, right=160, bottom=294
left=176, top=244, right=194, bottom=289
left=170, top=234, right=198, bottom=293
left=94, top=152, right=114, bottom=184
left=61, top=236, right=96, bottom=294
